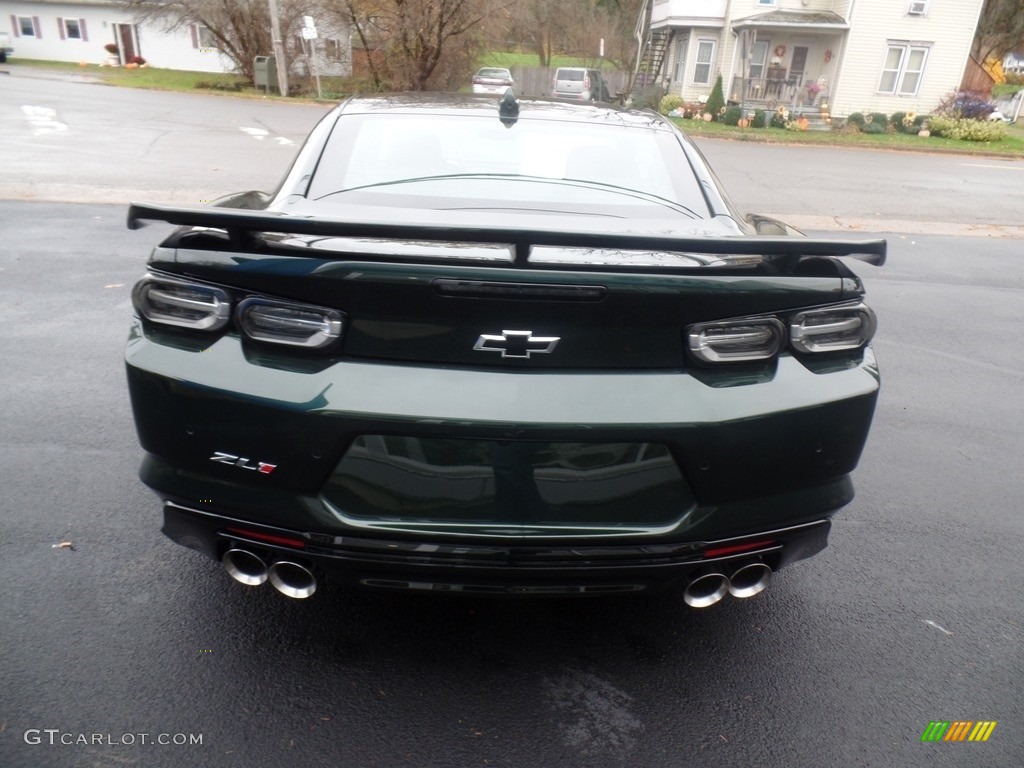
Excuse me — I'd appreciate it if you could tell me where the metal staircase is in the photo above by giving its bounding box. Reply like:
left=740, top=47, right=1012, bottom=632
left=628, top=0, right=672, bottom=103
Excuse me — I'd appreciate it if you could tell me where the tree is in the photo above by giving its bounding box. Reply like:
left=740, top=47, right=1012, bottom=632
left=706, top=75, right=724, bottom=117
left=127, top=0, right=308, bottom=83
left=331, top=0, right=491, bottom=90
left=972, top=0, right=1024, bottom=63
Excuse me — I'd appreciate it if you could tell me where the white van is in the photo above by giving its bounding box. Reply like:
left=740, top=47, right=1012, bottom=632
left=552, top=67, right=611, bottom=102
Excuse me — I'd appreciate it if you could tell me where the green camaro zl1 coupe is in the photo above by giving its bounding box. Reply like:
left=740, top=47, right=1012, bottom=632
left=126, top=92, right=883, bottom=606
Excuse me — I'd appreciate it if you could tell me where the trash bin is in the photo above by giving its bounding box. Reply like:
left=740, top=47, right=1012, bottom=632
left=254, top=56, right=277, bottom=92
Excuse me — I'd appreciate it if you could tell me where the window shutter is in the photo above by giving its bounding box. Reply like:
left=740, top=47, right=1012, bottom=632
left=11, top=15, right=19, bottom=37
left=190, top=24, right=199, bottom=49
left=58, top=17, right=66, bottom=40
left=80, top=18, right=88, bottom=42
left=33, top=16, right=41, bottom=38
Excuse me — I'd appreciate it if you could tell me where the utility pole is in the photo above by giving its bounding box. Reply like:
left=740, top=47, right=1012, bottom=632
left=268, top=0, right=289, bottom=96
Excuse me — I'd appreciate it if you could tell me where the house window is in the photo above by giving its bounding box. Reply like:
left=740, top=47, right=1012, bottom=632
left=907, top=0, right=929, bottom=15
left=18, top=16, right=39, bottom=37
left=878, top=43, right=930, bottom=95
left=191, top=24, right=219, bottom=50
left=59, top=18, right=88, bottom=41
left=693, top=40, right=715, bottom=85
left=325, top=38, right=344, bottom=61
left=758, top=0, right=777, bottom=5
left=672, top=38, right=688, bottom=83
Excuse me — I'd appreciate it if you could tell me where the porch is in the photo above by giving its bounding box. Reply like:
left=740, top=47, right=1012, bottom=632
left=730, top=75, right=829, bottom=110
left=729, top=8, right=848, bottom=114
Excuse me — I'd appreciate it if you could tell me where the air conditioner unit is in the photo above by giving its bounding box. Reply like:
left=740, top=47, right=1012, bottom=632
left=908, top=1, right=928, bottom=15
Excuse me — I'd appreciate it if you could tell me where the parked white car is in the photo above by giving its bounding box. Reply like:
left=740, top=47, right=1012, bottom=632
left=471, top=67, right=514, bottom=95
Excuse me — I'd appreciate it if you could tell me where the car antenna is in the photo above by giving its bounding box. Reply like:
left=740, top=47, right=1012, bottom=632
left=498, top=88, right=519, bottom=127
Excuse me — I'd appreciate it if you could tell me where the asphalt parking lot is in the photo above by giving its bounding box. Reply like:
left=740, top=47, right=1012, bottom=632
left=1, top=77, right=1022, bottom=767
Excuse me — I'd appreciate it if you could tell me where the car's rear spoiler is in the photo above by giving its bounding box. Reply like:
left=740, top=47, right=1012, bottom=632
left=127, top=202, right=886, bottom=268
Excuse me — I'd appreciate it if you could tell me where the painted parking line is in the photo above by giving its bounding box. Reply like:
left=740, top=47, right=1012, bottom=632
left=239, top=126, right=295, bottom=146
left=21, top=105, right=68, bottom=135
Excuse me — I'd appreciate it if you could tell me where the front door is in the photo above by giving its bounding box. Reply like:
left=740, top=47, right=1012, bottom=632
left=115, top=23, right=138, bottom=63
left=790, top=46, right=808, bottom=87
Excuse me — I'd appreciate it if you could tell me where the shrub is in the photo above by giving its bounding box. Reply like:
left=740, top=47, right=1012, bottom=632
left=129, top=55, right=146, bottom=66
left=195, top=79, right=245, bottom=91
left=753, top=109, right=768, bottom=128
left=861, top=122, right=886, bottom=134
left=722, top=105, right=743, bottom=126
left=889, top=111, right=906, bottom=132
left=706, top=75, right=725, bottom=117
left=936, top=91, right=997, bottom=119
left=869, top=112, right=889, bottom=129
left=659, top=95, right=683, bottom=115
left=928, top=115, right=1007, bottom=141
left=846, top=112, right=865, bottom=129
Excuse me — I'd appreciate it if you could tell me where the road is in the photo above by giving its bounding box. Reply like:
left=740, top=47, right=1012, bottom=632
left=1, top=71, right=1023, bottom=236
left=0, top=75, right=1022, bottom=768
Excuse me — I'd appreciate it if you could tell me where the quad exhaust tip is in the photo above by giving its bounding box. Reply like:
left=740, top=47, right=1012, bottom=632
left=268, top=559, right=318, bottom=599
left=728, top=562, right=772, bottom=599
left=222, top=548, right=317, bottom=598
left=683, top=562, right=773, bottom=608
left=222, top=547, right=268, bottom=586
left=683, top=572, right=730, bottom=608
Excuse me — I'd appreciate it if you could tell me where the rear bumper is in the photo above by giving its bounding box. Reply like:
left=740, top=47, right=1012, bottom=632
left=128, top=327, right=877, bottom=591
left=162, top=499, right=832, bottom=595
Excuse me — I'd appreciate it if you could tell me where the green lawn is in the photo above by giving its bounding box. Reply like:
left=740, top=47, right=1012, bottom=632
left=673, top=116, right=1024, bottom=156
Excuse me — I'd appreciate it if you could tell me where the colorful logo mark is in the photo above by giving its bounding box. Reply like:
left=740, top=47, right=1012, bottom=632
left=921, top=721, right=996, bottom=742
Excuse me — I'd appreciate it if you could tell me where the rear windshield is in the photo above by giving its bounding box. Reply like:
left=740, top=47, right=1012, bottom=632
left=557, top=70, right=586, bottom=81
left=307, top=113, right=710, bottom=218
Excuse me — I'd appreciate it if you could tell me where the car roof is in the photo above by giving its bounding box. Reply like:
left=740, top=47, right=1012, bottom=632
left=335, top=92, right=672, bottom=131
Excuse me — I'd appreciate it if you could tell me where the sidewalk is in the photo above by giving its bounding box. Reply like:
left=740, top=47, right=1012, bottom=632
left=1, top=62, right=105, bottom=84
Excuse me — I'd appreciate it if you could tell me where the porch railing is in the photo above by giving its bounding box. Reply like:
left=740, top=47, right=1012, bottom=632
left=730, top=76, right=827, bottom=108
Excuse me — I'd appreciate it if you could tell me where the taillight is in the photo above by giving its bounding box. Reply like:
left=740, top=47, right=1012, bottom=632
left=132, top=274, right=230, bottom=331
left=685, top=302, right=877, bottom=365
left=583, top=73, right=591, bottom=89
left=687, top=317, right=786, bottom=364
left=789, top=303, right=876, bottom=353
left=236, top=297, right=344, bottom=349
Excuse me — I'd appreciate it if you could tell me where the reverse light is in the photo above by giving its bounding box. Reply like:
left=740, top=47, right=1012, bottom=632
left=132, top=275, right=230, bottom=331
left=237, top=297, right=344, bottom=349
left=687, top=317, right=786, bottom=364
left=790, top=303, right=876, bottom=354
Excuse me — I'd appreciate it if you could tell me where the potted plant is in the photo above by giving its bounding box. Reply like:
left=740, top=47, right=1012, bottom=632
left=805, top=81, right=821, bottom=105
left=103, top=42, right=120, bottom=67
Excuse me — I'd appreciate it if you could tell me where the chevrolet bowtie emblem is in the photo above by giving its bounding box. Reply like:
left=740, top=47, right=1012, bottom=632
left=474, top=330, right=560, bottom=359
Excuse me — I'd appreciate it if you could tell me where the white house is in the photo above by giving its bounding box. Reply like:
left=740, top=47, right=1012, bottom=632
left=6, top=0, right=351, bottom=78
left=1004, top=50, right=1024, bottom=75
left=644, top=0, right=985, bottom=117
